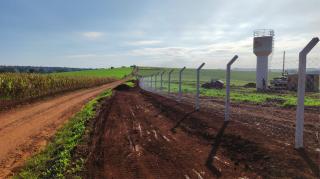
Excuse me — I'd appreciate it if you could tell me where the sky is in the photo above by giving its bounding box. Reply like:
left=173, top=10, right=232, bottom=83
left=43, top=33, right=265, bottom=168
left=0, top=0, right=319, bottom=69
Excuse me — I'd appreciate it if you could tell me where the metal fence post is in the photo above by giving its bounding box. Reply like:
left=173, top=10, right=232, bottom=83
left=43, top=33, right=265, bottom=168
left=295, top=37, right=319, bottom=149
left=178, top=67, right=186, bottom=101
left=196, top=63, right=205, bottom=110
left=160, top=71, right=165, bottom=91
left=168, top=69, right=174, bottom=94
left=225, top=55, right=239, bottom=121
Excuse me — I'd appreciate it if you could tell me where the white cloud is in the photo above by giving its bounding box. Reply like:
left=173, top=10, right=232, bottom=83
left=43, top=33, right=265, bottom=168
left=129, top=38, right=252, bottom=61
left=65, top=54, right=115, bottom=59
left=126, top=40, right=162, bottom=46
left=82, top=32, right=105, bottom=39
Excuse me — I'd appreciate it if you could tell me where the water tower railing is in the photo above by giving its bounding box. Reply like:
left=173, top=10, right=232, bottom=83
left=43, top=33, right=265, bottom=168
left=254, top=29, right=274, bottom=37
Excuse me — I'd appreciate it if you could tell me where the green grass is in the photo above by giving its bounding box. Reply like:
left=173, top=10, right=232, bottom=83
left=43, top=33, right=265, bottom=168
left=15, top=89, right=113, bottom=179
left=55, top=67, right=133, bottom=79
left=154, top=82, right=320, bottom=107
left=125, top=81, right=135, bottom=87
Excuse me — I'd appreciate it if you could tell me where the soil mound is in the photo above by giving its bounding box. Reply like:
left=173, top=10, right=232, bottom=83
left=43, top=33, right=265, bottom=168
left=202, top=80, right=224, bottom=89
left=244, top=82, right=256, bottom=88
left=114, top=84, right=131, bottom=91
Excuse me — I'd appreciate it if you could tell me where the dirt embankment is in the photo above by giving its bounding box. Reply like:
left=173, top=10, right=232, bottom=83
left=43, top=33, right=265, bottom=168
left=0, top=79, right=127, bottom=178
left=86, top=85, right=319, bottom=178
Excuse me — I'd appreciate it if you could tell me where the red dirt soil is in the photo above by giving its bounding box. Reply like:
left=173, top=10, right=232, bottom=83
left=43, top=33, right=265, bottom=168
left=86, top=85, right=319, bottom=178
left=0, top=79, right=127, bottom=178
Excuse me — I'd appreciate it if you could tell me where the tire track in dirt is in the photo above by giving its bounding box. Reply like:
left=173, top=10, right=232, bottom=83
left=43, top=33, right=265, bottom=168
left=0, top=79, right=127, bottom=178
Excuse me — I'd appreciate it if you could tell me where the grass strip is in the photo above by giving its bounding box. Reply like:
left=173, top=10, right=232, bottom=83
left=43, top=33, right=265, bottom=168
left=158, top=83, right=320, bottom=107
left=124, top=81, right=135, bottom=87
left=14, top=89, right=113, bottom=179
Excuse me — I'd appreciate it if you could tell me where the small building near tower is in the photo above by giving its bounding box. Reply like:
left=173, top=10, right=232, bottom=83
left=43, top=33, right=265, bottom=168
left=287, top=72, right=320, bottom=92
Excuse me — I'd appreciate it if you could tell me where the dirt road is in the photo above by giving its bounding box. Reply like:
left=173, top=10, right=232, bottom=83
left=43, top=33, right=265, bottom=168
left=0, top=79, right=126, bottom=178
left=86, top=85, right=318, bottom=178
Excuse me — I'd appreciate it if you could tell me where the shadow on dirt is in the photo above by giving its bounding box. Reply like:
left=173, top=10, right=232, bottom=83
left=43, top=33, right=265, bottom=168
left=171, top=110, right=197, bottom=133
left=297, top=149, right=320, bottom=177
left=205, top=121, right=229, bottom=177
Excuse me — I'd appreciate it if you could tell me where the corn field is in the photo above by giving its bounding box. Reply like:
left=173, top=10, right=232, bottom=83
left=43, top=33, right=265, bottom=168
left=0, top=73, right=115, bottom=101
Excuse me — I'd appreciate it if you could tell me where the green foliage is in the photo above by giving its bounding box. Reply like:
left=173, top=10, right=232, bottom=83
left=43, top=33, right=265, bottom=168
left=15, top=90, right=113, bottom=179
left=55, top=67, right=133, bottom=79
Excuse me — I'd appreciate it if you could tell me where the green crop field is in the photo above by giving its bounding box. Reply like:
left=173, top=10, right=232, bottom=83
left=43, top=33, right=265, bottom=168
left=55, top=67, right=133, bottom=79
left=0, top=67, right=133, bottom=103
left=138, top=67, right=320, bottom=107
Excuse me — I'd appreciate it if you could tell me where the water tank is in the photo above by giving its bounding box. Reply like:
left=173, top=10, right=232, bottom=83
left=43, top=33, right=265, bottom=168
left=253, top=29, right=274, bottom=90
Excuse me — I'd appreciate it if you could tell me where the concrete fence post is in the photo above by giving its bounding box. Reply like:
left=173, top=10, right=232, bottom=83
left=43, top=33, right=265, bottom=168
left=178, top=67, right=186, bottom=101
left=154, top=73, right=157, bottom=90
left=160, top=71, right=165, bottom=91
left=154, top=72, right=159, bottom=91
left=150, top=76, right=152, bottom=89
left=295, top=37, right=319, bottom=149
left=139, top=77, right=143, bottom=89
left=168, top=69, right=174, bottom=94
left=150, top=75, right=153, bottom=90
left=225, top=55, right=239, bottom=121
left=143, top=77, right=146, bottom=89
left=196, top=63, right=205, bottom=110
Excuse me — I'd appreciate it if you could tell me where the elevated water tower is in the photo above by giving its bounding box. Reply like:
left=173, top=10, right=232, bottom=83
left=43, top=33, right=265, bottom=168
left=253, top=29, right=274, bottom=90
